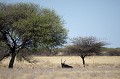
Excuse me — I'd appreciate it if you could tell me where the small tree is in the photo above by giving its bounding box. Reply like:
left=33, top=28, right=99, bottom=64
left=68, top=36, right=106, bottom=67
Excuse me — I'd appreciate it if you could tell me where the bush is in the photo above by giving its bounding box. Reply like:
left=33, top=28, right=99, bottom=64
left=108, top=49, right=120, bottom=56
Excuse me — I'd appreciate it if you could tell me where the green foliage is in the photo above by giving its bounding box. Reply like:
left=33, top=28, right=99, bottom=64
left=0, top=2, right=67, bottom=62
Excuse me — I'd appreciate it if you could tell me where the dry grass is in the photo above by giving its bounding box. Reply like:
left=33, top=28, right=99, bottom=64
left=0, top=56, right=120, bottom=79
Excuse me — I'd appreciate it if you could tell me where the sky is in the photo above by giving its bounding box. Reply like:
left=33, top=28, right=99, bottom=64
left=1, top=0, right=120, bottom=48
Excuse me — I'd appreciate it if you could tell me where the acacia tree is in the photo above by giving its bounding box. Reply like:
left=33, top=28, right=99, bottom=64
left=68, top=36, right=106, bottom=67
left=0, top=3, right=67, bottom=68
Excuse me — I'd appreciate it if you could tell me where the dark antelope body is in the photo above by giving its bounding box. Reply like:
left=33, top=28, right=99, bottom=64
left=61, top=59, right=73, bottom=68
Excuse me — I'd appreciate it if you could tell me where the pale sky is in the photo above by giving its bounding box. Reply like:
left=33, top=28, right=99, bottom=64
left=1, top=0, right=120, bottom=48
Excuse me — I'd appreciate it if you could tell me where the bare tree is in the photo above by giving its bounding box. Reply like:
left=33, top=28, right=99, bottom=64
left=61, top=59, right=73, bottom=68
left=68, top=36, right=106, bottom=67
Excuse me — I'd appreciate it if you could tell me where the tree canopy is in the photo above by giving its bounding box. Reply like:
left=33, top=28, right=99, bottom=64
left=0, top=3, right=68, bottom=68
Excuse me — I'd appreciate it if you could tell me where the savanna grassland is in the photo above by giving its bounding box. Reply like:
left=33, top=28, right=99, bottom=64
left=0, top=56, right=120, bottom=79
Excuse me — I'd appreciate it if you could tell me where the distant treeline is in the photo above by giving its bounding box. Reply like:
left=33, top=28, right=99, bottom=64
left=27, top=47, right=120, bottom=56
left=100, top=47, right=120, bottom=56
left=0, top=46, right=120, bottom=56
left=55, top=47, right=120, bottom=56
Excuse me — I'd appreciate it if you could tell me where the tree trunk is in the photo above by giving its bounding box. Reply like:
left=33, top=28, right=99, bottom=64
left=80, top=55, right=86, bottom=67
left=82, top=57, right=85, bottom=67
left=8, top=53, right=16, bottom=68
left=8, top=48, right=16, bottom=68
